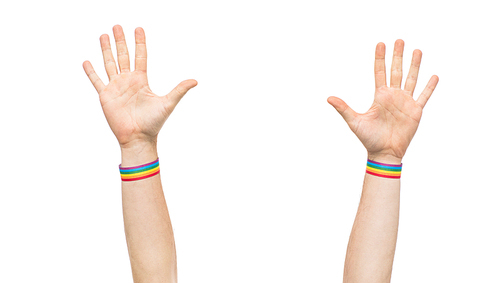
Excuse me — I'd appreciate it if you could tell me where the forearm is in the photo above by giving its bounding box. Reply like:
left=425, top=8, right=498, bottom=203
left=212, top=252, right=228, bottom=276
left=343, top=156, right=401, bottom=283
left=120, top=141, right=177, bottom=283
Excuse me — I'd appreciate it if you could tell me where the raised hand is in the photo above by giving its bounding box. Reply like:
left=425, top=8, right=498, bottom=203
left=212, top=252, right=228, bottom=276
left=83, top=25, right=197, bottom=148
left=327, top=40, right=438, bottom=163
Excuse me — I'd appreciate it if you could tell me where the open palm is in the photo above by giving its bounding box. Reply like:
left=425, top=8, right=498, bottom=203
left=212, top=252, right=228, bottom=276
left=328, top=40, right=438, bottom=162
left=83, top=25, right=197, bottom=147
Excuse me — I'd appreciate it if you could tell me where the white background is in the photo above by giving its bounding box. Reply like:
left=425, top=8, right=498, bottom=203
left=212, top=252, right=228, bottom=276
left=1, top=0, right=499, bottom=282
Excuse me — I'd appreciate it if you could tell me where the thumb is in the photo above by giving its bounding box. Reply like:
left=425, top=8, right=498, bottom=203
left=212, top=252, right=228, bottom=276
left=165, top=79, right=198, bottom=108
left=327, top=96, right=358, bottom=126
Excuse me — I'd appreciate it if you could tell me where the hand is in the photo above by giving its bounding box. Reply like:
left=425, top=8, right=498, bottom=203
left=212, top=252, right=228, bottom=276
left=83, top=25, right=197, bottom=149
left=327, top=40, right=438, bottom=163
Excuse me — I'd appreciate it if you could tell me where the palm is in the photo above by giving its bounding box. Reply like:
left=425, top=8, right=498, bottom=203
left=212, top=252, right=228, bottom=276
left=83, top=25, right=197, bottom=147
left=99, top=72, right=166, bottom=145
left=328, top=40, right=438, bottom=161
left=354, top=87, right=422, bottom=158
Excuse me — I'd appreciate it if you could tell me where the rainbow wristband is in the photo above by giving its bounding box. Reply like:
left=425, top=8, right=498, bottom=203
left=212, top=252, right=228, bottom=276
left=366, top=159, right=402, bottom=179
left=119, top=158, right=160, bottom=182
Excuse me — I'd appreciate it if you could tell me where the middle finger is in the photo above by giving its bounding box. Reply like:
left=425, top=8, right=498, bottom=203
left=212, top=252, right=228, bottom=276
left=113, top=25, right=130, bottom=73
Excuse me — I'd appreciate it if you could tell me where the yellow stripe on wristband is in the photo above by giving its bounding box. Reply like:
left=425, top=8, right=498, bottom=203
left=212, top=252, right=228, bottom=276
left=366, top=167, right=401, bottom=176
left=121, top=167, right=160, bottom=180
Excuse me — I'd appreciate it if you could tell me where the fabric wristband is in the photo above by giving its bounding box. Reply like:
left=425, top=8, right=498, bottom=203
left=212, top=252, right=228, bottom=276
left=366, top=159, right=402, bottom=179
left=119, top=158, right=160, bottom=181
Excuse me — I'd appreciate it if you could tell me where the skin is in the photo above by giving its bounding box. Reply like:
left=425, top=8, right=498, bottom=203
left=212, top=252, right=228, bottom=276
left=83, top=25, right=197, bottom=283
left=327, top=40, right=438, bottom=282
left=82, top=26, right=436, bottom=282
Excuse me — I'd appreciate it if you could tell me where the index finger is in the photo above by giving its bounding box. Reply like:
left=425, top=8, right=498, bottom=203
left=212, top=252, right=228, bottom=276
left=100, top=34, right=118, bottom=79
left=134, top=27, right=147, bottom=72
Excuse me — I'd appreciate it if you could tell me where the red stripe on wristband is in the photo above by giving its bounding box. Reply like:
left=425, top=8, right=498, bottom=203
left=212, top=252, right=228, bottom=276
left=366, top=170, right=401, bottom=179
left=121, top=169, right=160, bottom=181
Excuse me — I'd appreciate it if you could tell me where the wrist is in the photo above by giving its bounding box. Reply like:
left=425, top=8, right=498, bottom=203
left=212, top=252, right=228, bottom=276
left=367, top=153, right=402, bottom=164
left=120, top=140, right=158, bottom=167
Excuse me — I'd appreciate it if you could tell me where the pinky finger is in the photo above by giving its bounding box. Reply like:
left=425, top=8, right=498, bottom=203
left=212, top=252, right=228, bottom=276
left=416, top=75, right=439, bottom=108
left=83, top=61, right=106, bottom=94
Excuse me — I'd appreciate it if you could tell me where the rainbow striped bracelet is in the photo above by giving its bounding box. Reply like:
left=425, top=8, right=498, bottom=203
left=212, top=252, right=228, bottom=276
left=366, top=159, right=402, bottom=179
left=119, top=158, right=160, bottom=182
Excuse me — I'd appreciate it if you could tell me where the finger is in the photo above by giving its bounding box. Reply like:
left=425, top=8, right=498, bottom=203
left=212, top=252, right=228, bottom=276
left=374, top=42, right=386, bottom=88
left=135, top=27, right=147, bottom=72
left=390, top=39, right=405, bottom=88
left=416, top=75, right=439, bottom=108
left=112, top=25, right=130, bottom=73
left=403, top=49, right=422, bottom=96
left=100, top=34, right=118, bottom=79
left=165, top=79, right=198, bottom=108
left=327, top=96, right=358, bottom=128
left=83, top=61, right=105, bottom=93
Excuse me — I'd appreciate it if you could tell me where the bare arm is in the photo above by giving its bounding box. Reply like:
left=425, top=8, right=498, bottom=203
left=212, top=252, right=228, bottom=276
left=328, top=40, right=438, bottom=282
left=83, top=25, right=197, bottom=283
left=344, top=164, right=401, bottom=282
